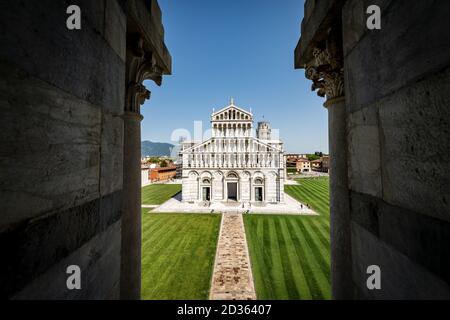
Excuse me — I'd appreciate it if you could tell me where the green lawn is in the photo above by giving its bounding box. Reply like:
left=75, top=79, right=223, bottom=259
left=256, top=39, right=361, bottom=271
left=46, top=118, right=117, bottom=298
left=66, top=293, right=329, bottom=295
left=141, top=184, right=181, bottom=205
left=244, top=177, right=331, bottom=300
left=141, top=211, right=221, bottom=300
left=286, top=177, right=330, bottom=217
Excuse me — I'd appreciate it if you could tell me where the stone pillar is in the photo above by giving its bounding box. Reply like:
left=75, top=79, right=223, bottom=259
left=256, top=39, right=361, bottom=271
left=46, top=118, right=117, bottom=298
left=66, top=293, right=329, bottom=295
left=121, top=110, right=143, bottom=300
left=121, top=35, right=164, bottom=300
left=305, top=42, right=352, bottom=299
left=325, top=96, right=351, bottom=299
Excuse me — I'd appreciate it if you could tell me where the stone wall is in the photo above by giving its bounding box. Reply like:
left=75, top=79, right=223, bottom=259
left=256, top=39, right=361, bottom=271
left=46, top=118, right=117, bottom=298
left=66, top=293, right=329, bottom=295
left=344, top=0, right=450, bottom=299
left=296, top=0, right=450, bottom=299
left=0, top=0, right=125, bottom=299
left=0, top=0, right=171, bottom=300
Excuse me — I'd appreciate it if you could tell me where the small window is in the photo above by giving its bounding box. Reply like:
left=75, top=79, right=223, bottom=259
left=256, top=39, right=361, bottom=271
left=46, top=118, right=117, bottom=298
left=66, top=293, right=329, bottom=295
left=202, top=178, right=211, bottom=184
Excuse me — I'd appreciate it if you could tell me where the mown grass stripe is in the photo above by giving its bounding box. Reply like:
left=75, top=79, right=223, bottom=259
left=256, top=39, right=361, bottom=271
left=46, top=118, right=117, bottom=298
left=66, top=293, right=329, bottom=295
left=141, top=213, right=220, bottom=300
left=273, top=218, right=300, bottom=299
left=283, top=218, right=325, bottom=299
left=141, top=184, right=182, bottom=205
left=278, top=218, right=311, bottom=299
left=292, top=218, right=330, bottom=281
left=287, top=184, right=327, bottom=204
left=304, top=218, right=330, bottom=248
left=245, top=177, right=331, bottom=300
left=142, top=214, right=185, bottom=250
left=267, top=218, right=290, bottom=299
left=297, top=181, right=328, bottom=195
left=144, top=221, right=193, bottom=296
left=142, top=216, right=193, bottom=281
left=143, top=213, right=168, bottom=235
left=296, top=179, right=329, bottom=196
left=300, top=219, right=330, bottom=270
left=293, top=184, right=329, bottom=206
left=251, top=216, right=270, bottom=298
left=246, top=216, right=276, bottom=299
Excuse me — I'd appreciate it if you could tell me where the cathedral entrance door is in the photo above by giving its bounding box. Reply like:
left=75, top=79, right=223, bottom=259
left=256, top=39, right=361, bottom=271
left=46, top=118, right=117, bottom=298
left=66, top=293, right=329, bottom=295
left=202, top=187, right=211, bottom=201
left=227, top=182, right=238, bottom=201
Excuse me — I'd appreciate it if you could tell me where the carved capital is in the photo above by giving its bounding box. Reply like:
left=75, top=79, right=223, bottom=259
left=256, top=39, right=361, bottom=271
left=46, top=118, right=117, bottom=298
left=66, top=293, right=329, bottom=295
left=305, top=46, right=344, bottom=100
left=125, top=33, right=165, bottom=114
left=125, top=82, right=151, bottom=113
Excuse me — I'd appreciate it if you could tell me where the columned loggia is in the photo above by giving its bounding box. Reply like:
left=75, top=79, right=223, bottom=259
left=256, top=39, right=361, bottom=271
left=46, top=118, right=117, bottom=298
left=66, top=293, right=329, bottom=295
left=305, top=35, right=352, bottom=299
left=121, top=35, right=163, bottom=300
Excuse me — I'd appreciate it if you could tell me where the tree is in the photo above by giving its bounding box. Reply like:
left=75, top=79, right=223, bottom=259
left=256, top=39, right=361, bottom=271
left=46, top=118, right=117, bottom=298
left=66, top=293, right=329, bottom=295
left=160, top=160, right=168, bottom=167
left=307, top=154, right=320, bottom=161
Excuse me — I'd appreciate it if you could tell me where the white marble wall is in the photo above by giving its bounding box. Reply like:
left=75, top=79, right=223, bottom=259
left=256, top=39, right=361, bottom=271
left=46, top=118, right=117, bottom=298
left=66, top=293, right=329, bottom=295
left=141, top=169, right=149, bottom=186
left=182, top=171, right=199, bottom=202
left=212, top=171, right=224, bottom=200
left=182, top=138, right=283, bottom=170
left=182, top=169, right=284, bottom=203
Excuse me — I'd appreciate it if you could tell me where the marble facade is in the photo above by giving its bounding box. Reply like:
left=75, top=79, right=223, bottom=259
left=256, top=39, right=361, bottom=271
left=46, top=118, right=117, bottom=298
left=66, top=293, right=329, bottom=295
left=181, top=100, right=285, bottom=204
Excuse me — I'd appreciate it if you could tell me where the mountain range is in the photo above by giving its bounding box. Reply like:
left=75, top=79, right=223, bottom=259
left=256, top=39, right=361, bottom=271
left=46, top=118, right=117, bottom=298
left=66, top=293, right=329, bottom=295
left=141, top=141, right=175, bottom=157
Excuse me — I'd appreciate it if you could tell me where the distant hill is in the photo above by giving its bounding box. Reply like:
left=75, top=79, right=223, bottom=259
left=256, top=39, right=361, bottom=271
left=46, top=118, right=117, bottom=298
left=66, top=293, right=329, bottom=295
left=141, top=141, right=174, bottom=157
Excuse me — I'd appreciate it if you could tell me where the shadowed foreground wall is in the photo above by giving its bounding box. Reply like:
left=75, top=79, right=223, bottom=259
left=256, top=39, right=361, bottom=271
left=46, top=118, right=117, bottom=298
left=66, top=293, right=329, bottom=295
left=0, top=0, right=171, bottom=299
left=295, top=0, right=450, bottom=299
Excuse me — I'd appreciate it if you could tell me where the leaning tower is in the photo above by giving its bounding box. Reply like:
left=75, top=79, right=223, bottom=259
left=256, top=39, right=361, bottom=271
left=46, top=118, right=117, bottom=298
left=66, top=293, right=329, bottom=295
left=256, top=121, right=271, bottom=140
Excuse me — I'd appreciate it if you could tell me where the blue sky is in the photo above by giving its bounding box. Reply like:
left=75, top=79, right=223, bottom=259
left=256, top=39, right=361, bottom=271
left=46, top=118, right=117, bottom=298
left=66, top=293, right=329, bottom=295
left=142, top=0, right=328, bottom=154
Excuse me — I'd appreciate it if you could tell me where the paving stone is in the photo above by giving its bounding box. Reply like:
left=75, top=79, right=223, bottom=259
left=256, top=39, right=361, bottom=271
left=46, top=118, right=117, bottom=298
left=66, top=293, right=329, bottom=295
left=209, top=213, right=256, bottom=300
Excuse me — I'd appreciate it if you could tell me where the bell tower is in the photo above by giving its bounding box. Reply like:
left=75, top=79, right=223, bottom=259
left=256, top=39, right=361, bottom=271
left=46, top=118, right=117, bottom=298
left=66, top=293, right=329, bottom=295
left=256, top=121, right=271, bottom=140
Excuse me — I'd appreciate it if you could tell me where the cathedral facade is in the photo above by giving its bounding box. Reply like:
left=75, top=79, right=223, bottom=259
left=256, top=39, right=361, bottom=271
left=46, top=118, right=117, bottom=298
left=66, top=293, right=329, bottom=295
left=181, top=100, right=285, bottom=204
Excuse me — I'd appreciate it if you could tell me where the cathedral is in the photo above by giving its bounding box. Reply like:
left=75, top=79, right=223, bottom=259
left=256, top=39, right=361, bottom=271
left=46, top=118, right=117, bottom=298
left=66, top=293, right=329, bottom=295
left=181, top=100, right=285, bottom=204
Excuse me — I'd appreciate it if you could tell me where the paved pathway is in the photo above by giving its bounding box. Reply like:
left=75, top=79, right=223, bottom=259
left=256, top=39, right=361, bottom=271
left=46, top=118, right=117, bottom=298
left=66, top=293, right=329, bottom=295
left=141, top=204, right=159, bottom=208
left=209, top=213, right=256, bottom=300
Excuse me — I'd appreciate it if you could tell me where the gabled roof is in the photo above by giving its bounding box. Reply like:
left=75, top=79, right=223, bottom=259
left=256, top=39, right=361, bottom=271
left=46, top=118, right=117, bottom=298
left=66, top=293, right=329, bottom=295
left=211, top=102, right=253, bottom=117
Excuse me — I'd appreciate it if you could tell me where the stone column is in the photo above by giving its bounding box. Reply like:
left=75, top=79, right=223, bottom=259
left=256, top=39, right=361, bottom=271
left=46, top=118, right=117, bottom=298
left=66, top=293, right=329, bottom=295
left=325, top=96, right=351, bottom=299
left=121, top=35, right=163, bottom=300
left=305, top=44, right=352, bottom=299
left=121, top=109, right=143, bottom=300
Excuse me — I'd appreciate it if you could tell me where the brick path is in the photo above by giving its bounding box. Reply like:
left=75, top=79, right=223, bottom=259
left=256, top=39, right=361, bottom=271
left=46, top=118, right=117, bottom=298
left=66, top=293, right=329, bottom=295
left=209, top=213, right=256, bottom=300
